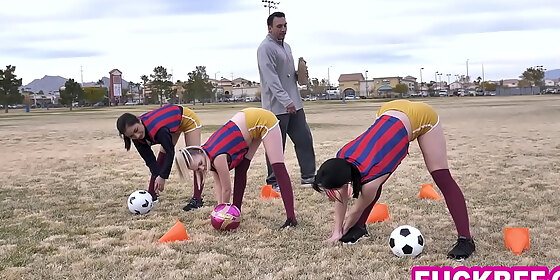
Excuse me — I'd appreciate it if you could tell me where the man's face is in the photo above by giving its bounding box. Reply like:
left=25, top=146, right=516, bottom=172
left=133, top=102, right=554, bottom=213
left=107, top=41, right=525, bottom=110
left=268, top=16, right=287, bottom=40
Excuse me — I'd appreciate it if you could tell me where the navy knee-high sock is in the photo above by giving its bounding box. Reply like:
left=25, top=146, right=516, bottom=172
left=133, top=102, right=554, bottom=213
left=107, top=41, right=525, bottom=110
left=271, top=163, right=296, bottom=220
left=232, top=158, right=251, bottom=209
left=148, top=152, right=166, bottom=197
left=355, top=185, right=383, bottom=227
left=431, top=169, right=471, bottom=239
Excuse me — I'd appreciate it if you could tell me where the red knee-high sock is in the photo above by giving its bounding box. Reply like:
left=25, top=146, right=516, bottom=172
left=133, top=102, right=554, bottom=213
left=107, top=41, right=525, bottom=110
left=232, top=158, right=251, bottom=209
left=271, top=163, right=296, bottom=220
left=148, top=152, right=167, bottom=196
left=431, top=169, right=472, bottom=239
left=192, top=171, right=203, bottom=199
left=355, top=185, right=383, bottom=227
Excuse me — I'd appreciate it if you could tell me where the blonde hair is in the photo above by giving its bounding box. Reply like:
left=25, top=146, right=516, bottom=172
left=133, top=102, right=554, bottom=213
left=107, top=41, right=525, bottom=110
left=175, top=146, right=210, bottom=187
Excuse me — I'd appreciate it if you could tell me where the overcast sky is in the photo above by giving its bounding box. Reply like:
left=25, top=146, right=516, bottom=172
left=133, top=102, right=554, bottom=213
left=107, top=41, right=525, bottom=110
left=2, top=0, right=559, bottom=85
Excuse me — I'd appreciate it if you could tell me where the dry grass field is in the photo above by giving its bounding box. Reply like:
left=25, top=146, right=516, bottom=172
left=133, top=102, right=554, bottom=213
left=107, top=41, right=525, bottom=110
left=1, top=96, right=559, bottom=279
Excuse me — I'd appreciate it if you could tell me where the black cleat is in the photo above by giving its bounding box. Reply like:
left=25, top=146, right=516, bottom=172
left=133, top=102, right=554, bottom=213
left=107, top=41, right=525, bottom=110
left=339, top=225, right=370, bottom=244
left=279, top=218, right=298, bottom=229
left=182, top=197, right=203, bottom=212
left=448, top=236, right=476, bottom=261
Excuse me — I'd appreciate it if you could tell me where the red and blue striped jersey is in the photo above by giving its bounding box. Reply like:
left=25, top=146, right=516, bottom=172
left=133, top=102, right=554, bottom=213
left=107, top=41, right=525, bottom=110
left=202, top=121, right=249, bottom=170
left=336, top=116, right=409, bottom=184
left=139, top=104, right=182, bottom=144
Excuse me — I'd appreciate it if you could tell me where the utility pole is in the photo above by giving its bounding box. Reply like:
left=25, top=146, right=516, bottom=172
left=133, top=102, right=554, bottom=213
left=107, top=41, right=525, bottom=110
left=365, top=70, right=368, bottom=98
left=80, top=65, right=84, bottom=86
left=262, top=0, right=280, bottom=15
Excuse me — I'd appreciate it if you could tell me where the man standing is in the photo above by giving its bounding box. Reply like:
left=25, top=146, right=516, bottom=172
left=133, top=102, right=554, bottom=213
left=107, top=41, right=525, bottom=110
left=257, top=11, right=316, bottom=191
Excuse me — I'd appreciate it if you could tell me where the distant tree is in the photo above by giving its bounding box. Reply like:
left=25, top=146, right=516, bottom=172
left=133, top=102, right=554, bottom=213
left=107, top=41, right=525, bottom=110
left=184, top=66, right=214, bottom=105
left=140, top=75, right=149, bottom=104
left=84, top=87, right=107, bottom=104
left=308, top=77, right=327, bottom=97
left=481, top=81, right=496, bottom=92
left=59, top=79, right=84, bottom=111
left=150, top=66, right=173, bottom=106
left=96, top=79, right=104, bottom=87
left=474, top=76, right=482, bottom=85
left=520, top=67, right=545, bottom=94
left=393, top=84, right=409, bottom=96
left=0, top=65, right=23, bottom=113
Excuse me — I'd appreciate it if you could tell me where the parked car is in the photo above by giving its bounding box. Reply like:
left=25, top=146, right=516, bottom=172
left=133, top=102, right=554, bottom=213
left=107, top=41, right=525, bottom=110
left=438, top=90, right=448, bottom=97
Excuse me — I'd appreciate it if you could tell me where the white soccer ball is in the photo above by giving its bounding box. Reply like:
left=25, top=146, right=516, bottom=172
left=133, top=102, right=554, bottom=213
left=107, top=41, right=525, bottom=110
left=389, top=225, right=424, bottom=257
left=127, top=190, right=153, bottom=214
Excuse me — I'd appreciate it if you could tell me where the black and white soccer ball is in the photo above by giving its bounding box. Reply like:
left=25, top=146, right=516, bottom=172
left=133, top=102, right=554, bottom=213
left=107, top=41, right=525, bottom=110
left=127, top=190, right=153, bottom=215
left=389, top=225, right=424, bottom=257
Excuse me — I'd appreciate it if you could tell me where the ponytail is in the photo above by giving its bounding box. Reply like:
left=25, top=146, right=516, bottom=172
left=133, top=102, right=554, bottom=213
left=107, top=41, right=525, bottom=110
left=123, top=136, right=132, bottom=151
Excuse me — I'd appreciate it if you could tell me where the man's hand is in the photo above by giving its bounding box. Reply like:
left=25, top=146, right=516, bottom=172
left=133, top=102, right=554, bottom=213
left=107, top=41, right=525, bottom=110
left=286, top=102, right=296, bottom=114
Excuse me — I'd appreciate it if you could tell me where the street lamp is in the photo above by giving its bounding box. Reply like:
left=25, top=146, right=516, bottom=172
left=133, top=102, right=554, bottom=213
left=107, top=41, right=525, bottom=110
left=420, top=67, right=424, bottom=96
left=466, top=59, right=470, bottom=83
left=435, top=71, right=439, bottom=91
left=262, top=0, right=279, bottom=15
left=365, top=70, right=369, bottom=98
left=446, top=74, right=451, bottom=89
left=214, top=71, right=220, bottom=102
left=327, top=66, right=332, bottom=100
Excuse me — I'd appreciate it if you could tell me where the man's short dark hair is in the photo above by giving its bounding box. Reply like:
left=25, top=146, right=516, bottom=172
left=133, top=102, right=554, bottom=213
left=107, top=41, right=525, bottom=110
left=267, top=12, right=285, bottom=26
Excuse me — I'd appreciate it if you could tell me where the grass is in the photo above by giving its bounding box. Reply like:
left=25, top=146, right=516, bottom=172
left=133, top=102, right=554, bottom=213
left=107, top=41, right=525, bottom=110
left=1, top=96, right=559, bottom=279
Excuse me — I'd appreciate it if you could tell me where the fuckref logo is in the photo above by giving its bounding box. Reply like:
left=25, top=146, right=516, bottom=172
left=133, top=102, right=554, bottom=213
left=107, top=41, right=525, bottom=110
left=412, top=266, right=560, bottom=280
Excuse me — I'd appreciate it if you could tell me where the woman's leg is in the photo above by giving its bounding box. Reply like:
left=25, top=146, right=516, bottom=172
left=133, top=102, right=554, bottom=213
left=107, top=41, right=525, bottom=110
left=182, top=129, right=205, bottom=211
left=417, top=123, right=471, bottom=239
left=232, top=139, right=259, bottom=209
left=262, top=126, right=296, bottom=222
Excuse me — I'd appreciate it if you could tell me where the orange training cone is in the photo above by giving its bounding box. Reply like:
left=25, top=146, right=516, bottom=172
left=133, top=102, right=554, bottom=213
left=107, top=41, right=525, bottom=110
left=158, top=220, right=189, bottom=243
left=418, top=184, right=442, bottom=200
left=504, top=227, right=530, bottom=255
left=366, top=203, right=390, bottom=223
left=261, top=185, right=280, bottom=199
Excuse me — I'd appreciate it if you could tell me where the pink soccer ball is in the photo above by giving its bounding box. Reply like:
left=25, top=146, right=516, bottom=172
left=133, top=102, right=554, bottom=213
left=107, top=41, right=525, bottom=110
left=210, top=204, right=241, bottom=231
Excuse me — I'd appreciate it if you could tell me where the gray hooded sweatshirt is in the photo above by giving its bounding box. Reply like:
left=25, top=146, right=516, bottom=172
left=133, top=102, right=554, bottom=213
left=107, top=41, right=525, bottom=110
left=257, top=34, right=303, bottom=115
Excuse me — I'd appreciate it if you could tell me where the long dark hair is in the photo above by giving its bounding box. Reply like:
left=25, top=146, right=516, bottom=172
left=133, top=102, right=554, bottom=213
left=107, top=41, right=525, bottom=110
left=116, top=113, right=140, bottom=151
left=312, top=158, right=362, bottom=198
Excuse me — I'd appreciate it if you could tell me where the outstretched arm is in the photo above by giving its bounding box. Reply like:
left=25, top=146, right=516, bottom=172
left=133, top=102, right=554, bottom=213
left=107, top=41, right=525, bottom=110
left=325, top=185, right=350, bottom=243
left=342, top=181, right=380, bottom=234
left=213, top=154, right=232, bottom=204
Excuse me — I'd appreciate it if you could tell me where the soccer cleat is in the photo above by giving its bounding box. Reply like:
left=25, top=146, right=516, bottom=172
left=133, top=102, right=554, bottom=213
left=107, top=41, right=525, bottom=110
left=339, top=225, right=370, bottom=244
left=150, top=193, right=159, bottom=204
left=301, top=177, right=315, bottom=186
left=271, top=182, right=280, bottom=193
left=448, top=236, right=476, bottom=261
left=279, top=218, right=298, bottom=229
left=182, top=197, right=204, bottom=212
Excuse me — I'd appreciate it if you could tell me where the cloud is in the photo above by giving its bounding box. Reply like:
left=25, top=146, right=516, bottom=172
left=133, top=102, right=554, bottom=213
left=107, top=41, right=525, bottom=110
left=1, top=47, right=102, bottom=59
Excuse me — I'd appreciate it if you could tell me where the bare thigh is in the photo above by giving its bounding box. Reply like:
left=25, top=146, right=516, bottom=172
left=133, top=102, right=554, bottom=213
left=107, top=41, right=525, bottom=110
left=261, top=125, right=285, bottom=164
left=417, top=123, right=449, bottom=173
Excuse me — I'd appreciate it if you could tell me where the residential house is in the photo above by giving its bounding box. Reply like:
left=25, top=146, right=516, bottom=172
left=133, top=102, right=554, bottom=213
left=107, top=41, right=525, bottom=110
left=502, top=79, right=519, bottom=88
